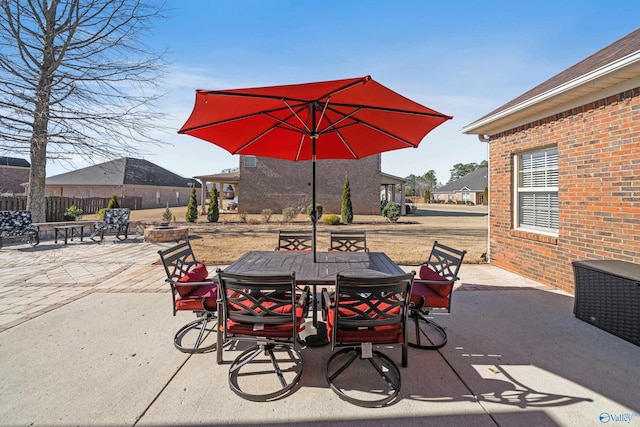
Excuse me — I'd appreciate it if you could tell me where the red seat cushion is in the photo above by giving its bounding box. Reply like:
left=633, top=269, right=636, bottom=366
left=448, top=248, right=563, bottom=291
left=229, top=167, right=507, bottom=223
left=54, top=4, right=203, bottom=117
left=223, top=307, right=306, bottom=338
left=326, top=303, right=404, bottom=344
left=175, top=281, right=218, bottom=311
left=418, top=265, right=452, bottom=298
left=410, top=280, right=450, bottom=309
left=176, top=263, right=209, bottom=297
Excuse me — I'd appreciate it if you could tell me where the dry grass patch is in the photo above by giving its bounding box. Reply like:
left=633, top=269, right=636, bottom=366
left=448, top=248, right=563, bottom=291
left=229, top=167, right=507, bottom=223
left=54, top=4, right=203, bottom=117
left=132, top=204, right=488, bottom=265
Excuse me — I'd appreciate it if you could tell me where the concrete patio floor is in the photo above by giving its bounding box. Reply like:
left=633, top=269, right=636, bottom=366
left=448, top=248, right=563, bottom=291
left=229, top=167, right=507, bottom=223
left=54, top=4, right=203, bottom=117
left=0, top=235, right=638, bottom=426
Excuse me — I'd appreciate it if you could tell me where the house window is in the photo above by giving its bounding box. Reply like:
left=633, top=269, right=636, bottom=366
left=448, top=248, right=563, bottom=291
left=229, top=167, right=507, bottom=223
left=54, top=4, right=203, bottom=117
left=156, top=191, right=161, bottom=205
left=244, top=156, right=256, bottom=167
left=514, top=147, right=559, bottom=235
left=88, top=190, right=94, bottom=198
left=175, top=191, right=180, bottom=204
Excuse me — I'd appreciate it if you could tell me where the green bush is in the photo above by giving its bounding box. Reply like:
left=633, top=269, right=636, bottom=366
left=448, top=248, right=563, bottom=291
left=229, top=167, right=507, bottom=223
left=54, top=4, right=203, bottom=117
left=282, top=207, right=298, bottom=222
left=322, top=214, right=341, bottom=225
left=64, top=205, right=83, bottom=220
left=207, top=186, right=219, bottom=222
left=185, top=186, right=198, bottom=223
left=261, top=208, right=273, bottom=223
left=107, top=194, right=120, bottom=209
left=341, top=172, right=353, bottom=224
left=161, top=203, right=172, bottom=222
left=382, top=201, right=401, bottom=222
left=306, top=203, right=323, bottom=220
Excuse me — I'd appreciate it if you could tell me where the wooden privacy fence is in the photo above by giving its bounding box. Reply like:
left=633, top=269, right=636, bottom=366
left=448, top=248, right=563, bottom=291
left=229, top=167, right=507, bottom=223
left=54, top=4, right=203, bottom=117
left=0, top=196, right=142, bottom=222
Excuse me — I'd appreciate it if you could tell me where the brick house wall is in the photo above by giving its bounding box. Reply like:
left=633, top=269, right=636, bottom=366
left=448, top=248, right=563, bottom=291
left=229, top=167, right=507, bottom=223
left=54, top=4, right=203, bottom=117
left=488, top=88, right=640, bottom=293
left=45, top=184, right=201, bottom=209
left=0, top=165, right=30, bottom=195
left=238, top=155, right=381, bottom=215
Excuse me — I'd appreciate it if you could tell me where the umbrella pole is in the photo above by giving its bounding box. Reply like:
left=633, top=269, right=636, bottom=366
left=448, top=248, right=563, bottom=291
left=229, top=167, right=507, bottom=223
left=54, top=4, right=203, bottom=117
left=312, top=140, right=317, bottom=263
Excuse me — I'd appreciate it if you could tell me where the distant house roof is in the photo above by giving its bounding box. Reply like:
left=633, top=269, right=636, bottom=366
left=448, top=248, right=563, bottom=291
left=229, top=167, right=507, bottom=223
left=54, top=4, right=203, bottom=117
left=46, top=157, right=201, bottom=188
left=0, top=157, right=30, bottom=167
left=462, top=28, right=640, bottom=136
left=434, top=167, right=488, bottom=193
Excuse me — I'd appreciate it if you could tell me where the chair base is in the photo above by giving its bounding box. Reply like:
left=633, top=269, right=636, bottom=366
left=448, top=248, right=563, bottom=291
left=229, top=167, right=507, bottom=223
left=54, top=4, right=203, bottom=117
left=326, top=347, right=401, bottom=407
left=174, top=314, right=217, bottom=354
left=408, top=310, right=447, bottom=350
left=228, top=343, right=303, bottom=402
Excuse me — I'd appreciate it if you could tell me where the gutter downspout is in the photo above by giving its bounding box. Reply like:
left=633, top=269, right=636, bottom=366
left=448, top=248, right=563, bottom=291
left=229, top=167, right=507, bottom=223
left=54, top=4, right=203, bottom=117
left=478, top=134, right=490, bottom=264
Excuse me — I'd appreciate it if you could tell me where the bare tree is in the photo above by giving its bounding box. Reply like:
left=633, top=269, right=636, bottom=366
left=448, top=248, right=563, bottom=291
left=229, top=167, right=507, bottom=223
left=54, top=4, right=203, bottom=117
left=0, top=0, right=167, bottom=221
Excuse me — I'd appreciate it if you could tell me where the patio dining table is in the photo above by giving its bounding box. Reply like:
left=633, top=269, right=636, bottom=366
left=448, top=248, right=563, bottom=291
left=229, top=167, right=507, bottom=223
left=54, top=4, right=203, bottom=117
left=222, top=250, right=406, bottom=345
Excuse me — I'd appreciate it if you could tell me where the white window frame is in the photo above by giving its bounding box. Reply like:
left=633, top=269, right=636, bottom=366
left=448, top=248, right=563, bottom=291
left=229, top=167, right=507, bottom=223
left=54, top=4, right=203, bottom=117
left=244, top=156, right=256, bottom=167
left=514, top=147, right=559, bottom=236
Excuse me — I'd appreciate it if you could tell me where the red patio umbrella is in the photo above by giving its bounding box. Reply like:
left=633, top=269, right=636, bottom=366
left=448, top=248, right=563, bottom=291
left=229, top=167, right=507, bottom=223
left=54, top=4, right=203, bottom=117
left=178, top=76, right=452, bottom=260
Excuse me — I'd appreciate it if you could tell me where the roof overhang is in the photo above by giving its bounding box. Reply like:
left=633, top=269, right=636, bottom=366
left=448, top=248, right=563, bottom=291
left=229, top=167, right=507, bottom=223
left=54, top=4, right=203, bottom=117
left=380, top=172, right=407, bottom=185
left=461, top=51, right=640, bottom=136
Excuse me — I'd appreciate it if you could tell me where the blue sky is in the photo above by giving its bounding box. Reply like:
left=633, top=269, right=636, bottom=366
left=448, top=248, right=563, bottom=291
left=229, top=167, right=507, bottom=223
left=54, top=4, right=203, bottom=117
left=47, top=0, right=640, bottom=185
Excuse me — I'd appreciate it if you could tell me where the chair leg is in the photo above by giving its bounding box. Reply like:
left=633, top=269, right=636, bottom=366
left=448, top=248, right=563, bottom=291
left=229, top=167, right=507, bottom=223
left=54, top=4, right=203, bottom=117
left=408, top=309, right=447, bottom=350
left=174, top=313, right=217, bottom=354
left=228, top=343, right=303, bottom=402
left=326, top=347, right=401, bottom=407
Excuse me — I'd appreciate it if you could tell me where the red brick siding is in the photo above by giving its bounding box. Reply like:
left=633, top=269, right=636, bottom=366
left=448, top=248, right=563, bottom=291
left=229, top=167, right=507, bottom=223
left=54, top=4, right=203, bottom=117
left=239, top=156, right=381, bottom=215
left=488, top=88, right=640, bottom=293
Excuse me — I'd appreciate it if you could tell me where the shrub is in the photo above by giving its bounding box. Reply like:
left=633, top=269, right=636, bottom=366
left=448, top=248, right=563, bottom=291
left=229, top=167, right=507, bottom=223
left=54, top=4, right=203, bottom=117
left=341, top=172, right=353, bottom=224
left=207, top=186, right=219, bottom=222
left=306, top=203, right=323, bottom=220
left=238, top=212, right=248, bottom=223
left=64, top=205, right=83, bottom=221
left=282, top=207, right=298, bottom=222
left=247, top=217, right=259, bottom=225
left=382, top=201, right=401, bottom=222
left=185, top=186, right=198, bottom=223
left=322, top=214, right=341, bottom=225
left=107, top=194, right=120, bottom=209
left=96, top=208, right=107, bottom=220
left=161, top=203, right=172, bottom=222
left=261, top=208, right=273, bottom=223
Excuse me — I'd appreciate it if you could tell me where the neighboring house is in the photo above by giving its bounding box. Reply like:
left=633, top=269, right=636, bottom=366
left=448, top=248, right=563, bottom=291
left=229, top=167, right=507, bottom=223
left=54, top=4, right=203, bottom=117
left=45, top=157, right=201, bottom=209
left=197, top=154, right=407, bottom=215
left=461, top=28, right=640, bottom=293
left=0, top=157, right=30, bottom=196
left=433, top=167, right=487, bottom=205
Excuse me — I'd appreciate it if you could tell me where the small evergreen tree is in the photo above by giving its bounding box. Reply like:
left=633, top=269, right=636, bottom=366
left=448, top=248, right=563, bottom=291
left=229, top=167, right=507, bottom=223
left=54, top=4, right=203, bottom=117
left=185, top=186, right=198, bottom=223
left=107, top=194, right=120, bottom=209
left=484, top=186, right=489, bottom=205
left=161, top=203, right=172, bottom=222
left=423, top=188, right=430, bottom=203
left=207, top=186, right=219, bottom=222
left=341, top=172, right=353, bottom=224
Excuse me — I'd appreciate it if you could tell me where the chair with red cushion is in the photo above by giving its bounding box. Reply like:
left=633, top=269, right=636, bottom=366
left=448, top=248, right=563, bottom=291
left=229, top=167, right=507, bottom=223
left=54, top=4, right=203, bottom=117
left=409, top=241, right=466, bottom=350
left=158, top=241, right=218, bottom=353
left=322, top=272, right=414, bottom=407
left=216, top=271, right=309, bottom=401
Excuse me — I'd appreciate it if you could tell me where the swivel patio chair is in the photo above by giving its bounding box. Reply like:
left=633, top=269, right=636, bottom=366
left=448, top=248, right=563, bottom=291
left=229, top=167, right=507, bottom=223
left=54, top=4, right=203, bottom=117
left=216, top=271, right=309, bottom=401
left=275, top=230, right=313, bottom=251
left=328, top=230, right=369, bottom=252
left=90, top=208, right=130, bottom=241
left=322, top=272, right=414, bottom=407
left=158, top=241, right=218, bottom=353
left=409, top=241, right=466, bottom=350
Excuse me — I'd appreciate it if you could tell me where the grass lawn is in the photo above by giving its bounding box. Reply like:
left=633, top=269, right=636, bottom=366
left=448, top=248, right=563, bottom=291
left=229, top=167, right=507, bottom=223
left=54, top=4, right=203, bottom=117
left=131, top=203, right=488, bottom=265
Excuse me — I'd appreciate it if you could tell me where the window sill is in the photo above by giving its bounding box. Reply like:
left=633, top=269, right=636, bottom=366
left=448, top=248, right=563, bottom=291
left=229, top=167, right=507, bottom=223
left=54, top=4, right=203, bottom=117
left=510, top=229, right=558, bottom=245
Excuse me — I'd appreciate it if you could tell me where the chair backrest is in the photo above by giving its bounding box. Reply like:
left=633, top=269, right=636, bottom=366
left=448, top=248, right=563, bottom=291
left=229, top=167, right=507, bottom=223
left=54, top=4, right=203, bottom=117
left=217, top=271, right=301, bottom=331
left=329, top=230, right=368, bottom=252
left=331, top=272, right=414, bottom=345
left=158, top=240, right=199, bottom=281
left=103, top=208, right=130, bottom=227
left=276, top=230, right=313, bottom=251
left=424, top=241, right=466, bottom=282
